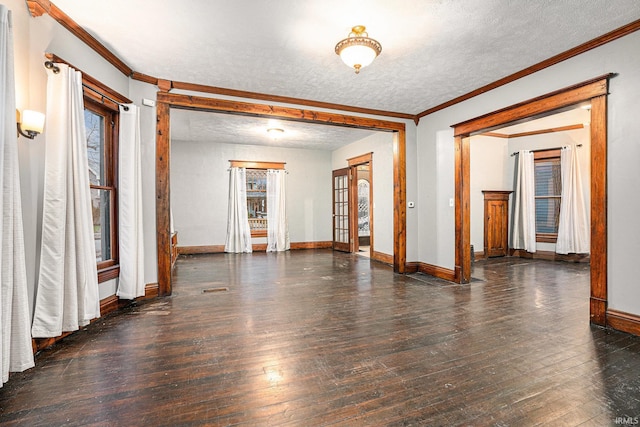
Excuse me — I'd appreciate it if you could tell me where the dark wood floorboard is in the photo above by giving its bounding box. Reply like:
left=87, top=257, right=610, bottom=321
left=1, top=250, right=639, bottom=426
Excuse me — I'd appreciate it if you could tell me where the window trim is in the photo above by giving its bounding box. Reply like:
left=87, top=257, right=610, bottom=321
left=533, top=149, right=561, bottom=243
left=83, top=89, right=120, bottom=283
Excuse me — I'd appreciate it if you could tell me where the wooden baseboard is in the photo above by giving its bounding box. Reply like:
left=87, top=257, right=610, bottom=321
left=33, top=283, right=161, bottom=354
left=100, top=295, right=120, bottom=316
left=405, top=262, right=419, bottom=274
left=178, top=241, right=333, bottom=255
left=417, top=262, right=457, bottom=282
left=144, top=282, right=160, bottom=299
left=607, top=309, right=640, bottom=337
left=178, top=245, right=225, bottom=254
left=510, top=249, right=590, bottom=263
left=474, top=251, right=486, bottom=260
left=371, top=251, right=393, bottom=265
left=291, top=241, right=333, bottom=250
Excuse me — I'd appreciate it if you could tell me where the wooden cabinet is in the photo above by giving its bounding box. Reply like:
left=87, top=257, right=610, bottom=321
left=483, top=191, right=512, bottom=258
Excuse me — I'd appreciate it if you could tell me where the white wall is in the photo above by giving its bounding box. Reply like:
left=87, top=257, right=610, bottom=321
left=171, top=141, right=332, bottom=246
left=417, top=30, right=640, bottom=316
left=469, top=135, right=509, bottom=252
left=331, top=132, right=395, bottom=256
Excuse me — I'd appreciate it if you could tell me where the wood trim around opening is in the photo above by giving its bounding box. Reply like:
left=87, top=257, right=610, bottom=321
left=229, top=160, right=286, bottom=170
left=451, top=75, right=610, bottom=328
left=156, top=93, right=406, bottom=295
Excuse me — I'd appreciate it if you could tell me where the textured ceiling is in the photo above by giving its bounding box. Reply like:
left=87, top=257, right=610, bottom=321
left=170, top=109, right=381, bottom=149
left=49, top=0, right=640, bottom=148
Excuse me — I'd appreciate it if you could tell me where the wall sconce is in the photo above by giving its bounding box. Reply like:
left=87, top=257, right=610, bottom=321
left=16, top=109, right=45, bottom=139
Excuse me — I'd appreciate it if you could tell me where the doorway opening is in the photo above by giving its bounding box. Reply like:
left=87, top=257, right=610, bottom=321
left=452, top=74, right=611, bottom=326
left=332, top=152, right=373, bottom=258
left=155, top=92, right=407, bottom=296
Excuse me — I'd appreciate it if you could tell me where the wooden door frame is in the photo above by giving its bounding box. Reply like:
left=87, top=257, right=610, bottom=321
left=155, top=92, right=407, bottom=296
left=348, top=153, right=374, bottom=255
left=451, top=74, right=612, bottom=326
left=332, top=167, right=351, bottom=252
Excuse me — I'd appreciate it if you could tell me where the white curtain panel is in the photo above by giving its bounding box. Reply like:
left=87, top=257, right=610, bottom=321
left=0, top=5, right=35, bottom=387
left=117, top=104, right=145, bottom=299
left=225, top=167, right=252, bottom=253
left=266, top=169, right=290, bottom=252
left=511, top=150, right=536, bottom=253
left=31, top=63, right=100, bottom=338
left=556, top=145, right=590, bottom=254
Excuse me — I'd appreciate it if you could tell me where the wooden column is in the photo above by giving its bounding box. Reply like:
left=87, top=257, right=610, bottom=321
left=590, top=94, right=607, bottom=326
left=156, top=101, right=172, bottom=296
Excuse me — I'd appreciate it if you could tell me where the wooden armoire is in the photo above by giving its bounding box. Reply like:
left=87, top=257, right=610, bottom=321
left=482, top=191, right=513, bottom=258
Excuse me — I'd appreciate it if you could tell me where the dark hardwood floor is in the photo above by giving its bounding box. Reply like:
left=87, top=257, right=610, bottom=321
left=1, top=250, right=639, bottom=426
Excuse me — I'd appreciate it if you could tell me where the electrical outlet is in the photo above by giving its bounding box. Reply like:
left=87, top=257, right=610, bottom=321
left=449, top=198, right=454, bottom=207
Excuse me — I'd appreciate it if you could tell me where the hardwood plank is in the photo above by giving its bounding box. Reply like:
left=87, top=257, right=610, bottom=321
left=2, top=253, right=639, bottom=426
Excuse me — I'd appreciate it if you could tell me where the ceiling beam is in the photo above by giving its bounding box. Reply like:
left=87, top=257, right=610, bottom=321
left=156, top=91, right=406, bottom=132
left=480, top=123, right=585, bottom=139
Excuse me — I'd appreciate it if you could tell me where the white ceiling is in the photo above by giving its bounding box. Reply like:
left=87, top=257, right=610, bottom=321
left=51, top=0, right=640, bottom=148
left=170, top=109, right=382, bottom=150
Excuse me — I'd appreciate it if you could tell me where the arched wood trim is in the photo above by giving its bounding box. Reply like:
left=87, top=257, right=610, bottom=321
left=155, top=93, right=406, bottom=295
left=451, top=75, right=611, bottom=326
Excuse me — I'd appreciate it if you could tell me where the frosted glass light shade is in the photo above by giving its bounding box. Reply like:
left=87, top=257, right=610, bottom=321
left=335, top=26, right=382, bottom=74
left=22, top=110, right=45, bottom=134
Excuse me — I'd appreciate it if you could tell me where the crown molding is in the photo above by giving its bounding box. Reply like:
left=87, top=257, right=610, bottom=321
left=26, top=0, right=133, bottom=76
left=417, top=18, right=640, bottom=120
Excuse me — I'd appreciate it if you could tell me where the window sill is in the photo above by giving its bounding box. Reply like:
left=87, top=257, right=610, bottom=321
left=251, top=230, right=267, bottom=238
left=98, top=265, right=120, bottom=283
left=536, top=233, right=558, bottom=243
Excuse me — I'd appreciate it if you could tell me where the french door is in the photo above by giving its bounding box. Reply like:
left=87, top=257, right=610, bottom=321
left=332, top=168, right=350, bottom=252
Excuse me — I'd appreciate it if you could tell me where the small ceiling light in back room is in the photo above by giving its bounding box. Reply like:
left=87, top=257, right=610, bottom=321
left=267, top=127, right=284, bottom=139
left=335, top=25, right=382, bottom=74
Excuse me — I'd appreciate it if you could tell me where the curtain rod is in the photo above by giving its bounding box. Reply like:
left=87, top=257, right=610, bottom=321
left=510, top=144, right=582, bottom=157
left=44, top=61, right=129, bottom=111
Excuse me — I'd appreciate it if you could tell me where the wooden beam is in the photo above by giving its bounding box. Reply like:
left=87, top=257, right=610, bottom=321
left=590, top=94, right=607, bottom=326
left=131, top=71, right=158, bottom=86
left=417, top=19, right=640, bottom=119
left=156, top=92, right=405, bottom=132
left=156, top=102, right=172, bottom=296
left=480, top=124, right=585, bottom=139
left=27, top=0, right=132, bottom=76
left=507, top=124, right=585, bottom=139
left=168, top=80, right=415, bottom=121
left=452, top=75, right=610, bottom=136
left=393, top=130, right=407, bottom=273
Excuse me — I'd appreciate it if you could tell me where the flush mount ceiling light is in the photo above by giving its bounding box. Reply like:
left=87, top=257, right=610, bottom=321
left=335, top=25, right=382, bottom=74
left=267, top=127, right=284, bottom=139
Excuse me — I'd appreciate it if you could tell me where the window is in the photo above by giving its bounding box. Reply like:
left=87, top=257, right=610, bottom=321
left=229, top=160, right=286, bottom=237
left=84, top=89, right=120, bottom=281
left=534, top=149, right=561, bottom=243
left=246, top=169, right=267, bottom=237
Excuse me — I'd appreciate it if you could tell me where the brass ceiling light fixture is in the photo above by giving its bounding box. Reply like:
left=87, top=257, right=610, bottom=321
left=335, top=25, right=382, bottom=74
